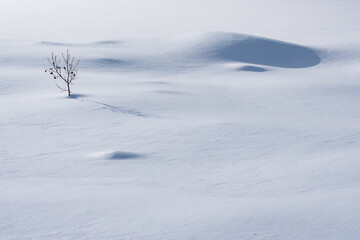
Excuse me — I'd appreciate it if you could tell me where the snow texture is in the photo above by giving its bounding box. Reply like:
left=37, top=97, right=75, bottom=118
left=1, top=0, right=360, bottom=239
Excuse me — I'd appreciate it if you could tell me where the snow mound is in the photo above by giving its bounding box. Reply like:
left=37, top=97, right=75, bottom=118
left=89, top=151, right=145, bottom=160
left=195, top=33, right=321, bottom=68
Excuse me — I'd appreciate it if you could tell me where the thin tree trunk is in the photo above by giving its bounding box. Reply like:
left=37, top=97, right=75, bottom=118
left=67, top=82, right=71, bottom=96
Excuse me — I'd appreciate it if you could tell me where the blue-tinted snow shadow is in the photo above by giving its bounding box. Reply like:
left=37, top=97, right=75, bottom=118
left=207, top=33, right=321, bottom=68
left=108, top=151, right=145, bottom=160
left=38, top=41, right=77, bottom=46
left=237, top=65, right=268, bottom=72
left=93, top=40, right=123, bottom=45
left=38, top=40, right=123, bottom=47
left=77, top=98, right=147, bottom=117
left=81, top=58, right=134, bottom=70
left=68, top=93, right=89, bottom=99
left=62, top=94, right=147, bottom=117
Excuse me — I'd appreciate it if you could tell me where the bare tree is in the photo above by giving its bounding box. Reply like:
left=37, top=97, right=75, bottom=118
left=45, top=50, right=80, bottom=97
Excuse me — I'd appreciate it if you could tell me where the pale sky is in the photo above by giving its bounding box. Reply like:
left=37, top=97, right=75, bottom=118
left=1, top=0, right=359, bottom=44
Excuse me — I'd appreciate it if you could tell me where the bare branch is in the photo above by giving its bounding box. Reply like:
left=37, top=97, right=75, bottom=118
left=55, top=82, right=68, bottom=92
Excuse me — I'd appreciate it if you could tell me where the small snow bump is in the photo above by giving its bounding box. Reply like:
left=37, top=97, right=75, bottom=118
left=88, top=151, right=145, bottom=160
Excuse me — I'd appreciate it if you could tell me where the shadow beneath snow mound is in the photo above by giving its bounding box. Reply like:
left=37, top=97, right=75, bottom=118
left=93, top=40, right=123, bottom=45
left=39, top=39, right=122, bottom=46
left=109, top=151, right=144, bottom=160
left=204, top=33, right=321, bottom=68
left=38, top=41, right=76, bottom=46
left=82, top=58, right=133, bottom=70
left=237, top=65, right=268, bottom=72
left=94, top=58, right=126, bottom=65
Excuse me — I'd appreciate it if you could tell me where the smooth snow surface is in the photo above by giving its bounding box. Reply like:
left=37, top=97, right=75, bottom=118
left=1, top=1, right=360, bottom=240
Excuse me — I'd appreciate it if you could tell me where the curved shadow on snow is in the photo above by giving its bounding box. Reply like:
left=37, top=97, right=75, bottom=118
left=237, top=65, right=268, bottom=72
left=38, top=41, right=76, bottom=46
left=93, top=40, right=123, bottom=45
left=38, top=40, right=123, bottom=46
left=108, top=151, right=145, bottom=160
left=82, top=58, right=134, bottom=70
left=206, top=33, right=321, bottom=68
left=93, top=58, right=127, bottom=66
